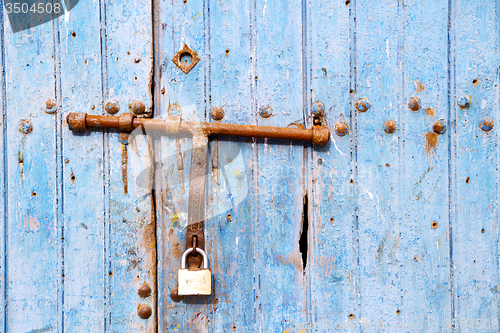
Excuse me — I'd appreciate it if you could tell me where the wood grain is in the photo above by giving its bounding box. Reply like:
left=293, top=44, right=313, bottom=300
left=451, top=0, right=500, bottom=331
left=0, top=0, right=499, bottom=331
left=3, top=10, right=58, bottom=332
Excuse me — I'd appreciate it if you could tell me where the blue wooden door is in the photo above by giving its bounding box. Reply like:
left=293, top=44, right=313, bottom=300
left=1, top=0, right=499, bottom=332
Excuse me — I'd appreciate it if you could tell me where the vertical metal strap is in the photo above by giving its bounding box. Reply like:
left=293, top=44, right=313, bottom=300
left=187, top=133, right=208, bottom=226
left=185, top=133, right=208, bottom=267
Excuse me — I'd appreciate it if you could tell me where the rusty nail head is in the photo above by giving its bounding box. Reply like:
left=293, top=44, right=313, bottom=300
left=168, top=104, right=182, bottom=116
left=18, top=119, right=33, bottom=134
left=408, top=97, right=421, bottom=111
left=312, top=102, right=325, bottom=116
left=355, top=98, right=370, bottom=113
left=383, top=120, right=396, bottom=134
left=259, top=105, right=272, bottom=118
left=119, top=132, right=129, bottom=145
left=210, top=106, right=225, bottom=121
left=335, top=122, right=348, bottom=136
left=457, top=95, right=471, bottom=109
left=480, top=117, right=494, bottom=132
left=105, top=100, right=120, bottom=115
left=172, top=43, right=201, bottom=74
left=433, top=119, right=446, bottom=134
left=138, top=284, right=152, bottom=298
left=45, top=99, right=57, bottom=114
left=137, top=304, right=152, bottom=319
left=170, top=288, right=183, bottom=302
left=130, top=100, right=146, bottom=115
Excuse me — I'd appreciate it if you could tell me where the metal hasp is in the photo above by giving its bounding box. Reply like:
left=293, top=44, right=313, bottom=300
left=66, top=112, right=330, bottom=300
left=66, top=112, right=331, bottom=145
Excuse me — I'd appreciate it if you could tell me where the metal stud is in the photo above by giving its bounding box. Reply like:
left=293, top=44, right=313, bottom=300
left=408, top=97, right=422, bottom=111
left=259, top=105, right=272, bottom=118
left=170, top=288, right=183, bottom=302
left=480, top=117, right=494, bottom=132
left=138, top=284, right=152, bottom=298
left=355, top=98, right=370, bottom=113
left=105, top=100, right=120, bottom=115
left=168, top=104, right=182, bottom=116
left=118, top=132, right=129, bottom=145
left=18, top=119, right=33, bottom=134
left=45, top=99, right=57, bottom=114
left=383, top=120, right=396, bottom=134
left=457, top=95, right=471, bottom=109
left=130, top=100, right=146, bottom=115
left=137, top=304, right=152, bottom=319
left=334, top=122, right=348, bottom=136
left=172, top=43, right=201, bottom=74
left=432, top=119, right=446, bottom=134
left=311, top=102, right=325, bottom=117
left=408, top=97, right=421, bottom=111
left=210, top=106, right=224, bottom=121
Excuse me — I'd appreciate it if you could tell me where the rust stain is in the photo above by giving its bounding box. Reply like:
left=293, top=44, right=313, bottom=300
left=70, top=171, right=75, bottom=185
left=172, top=242, right=181, bottom=259
left=167, top=102, right=182, bottom=116
left=424, top=107, right=436, bottom=117
left=424, top=132, right=438, bottom=153
left=121, top=144, right=128, bottom=194
left=415, top=80, right=426, bottom=93
left=142, top=221, right=156, bottom=265
left=18, top=150, right=24, bottom=179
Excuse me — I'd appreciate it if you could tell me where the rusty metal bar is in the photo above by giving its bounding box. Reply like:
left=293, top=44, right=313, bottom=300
left=67, top=112, right=330, bottom=145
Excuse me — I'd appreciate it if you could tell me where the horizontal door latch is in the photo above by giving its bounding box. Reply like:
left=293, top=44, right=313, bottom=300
left=66, top=111, right=330, bottom=301
left=66, top=112, right=330, bottom=145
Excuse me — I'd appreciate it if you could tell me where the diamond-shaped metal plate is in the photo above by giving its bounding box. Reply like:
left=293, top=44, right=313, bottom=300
left=172, top=43, right=201, bottom=74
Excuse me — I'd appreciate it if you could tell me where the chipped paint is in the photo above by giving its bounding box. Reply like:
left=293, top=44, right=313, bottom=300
left=23, top=216, right=40, bottom=232
left=414, top=79, right=426, bottom=93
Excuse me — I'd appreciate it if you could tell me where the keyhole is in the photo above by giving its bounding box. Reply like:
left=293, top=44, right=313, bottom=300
left=180, top=52, right=193, bottom=65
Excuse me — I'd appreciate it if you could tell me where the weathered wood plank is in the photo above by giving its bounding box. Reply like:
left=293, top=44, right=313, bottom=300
left=306, top=0, right=356, bottom=331
left=104, top=0, right=156, bottom=331
left=400, top=0, right=451, bottom=330
left=57, top=1, right=106, bottom=329
left=155, top=0, right=208, bottom=331
left=451, top=0, right=500, bottom=331
left=253, top=0, right=306, bottom=330
left=354, top=0, right=403, bottom=329
left=3, top=16, right=58, bottom=332
left=206, top=0, right=254, bottom=331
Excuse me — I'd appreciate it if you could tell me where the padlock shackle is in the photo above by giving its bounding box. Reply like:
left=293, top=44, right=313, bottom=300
left=181, top=247, right=208, bottom=269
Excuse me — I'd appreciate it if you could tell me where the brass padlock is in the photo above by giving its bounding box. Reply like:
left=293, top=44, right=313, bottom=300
left=178, top=247, right=212, bottom=296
